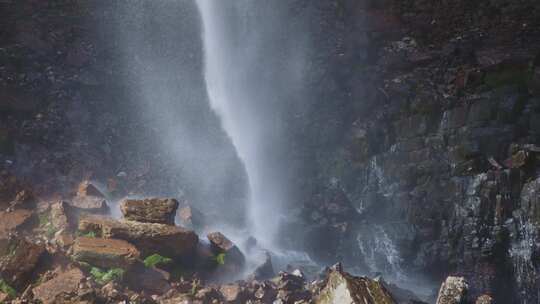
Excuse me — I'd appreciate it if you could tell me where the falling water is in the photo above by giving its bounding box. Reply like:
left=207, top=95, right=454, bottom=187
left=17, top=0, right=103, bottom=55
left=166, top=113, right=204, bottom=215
left=195, top=1, right=307, bottom=247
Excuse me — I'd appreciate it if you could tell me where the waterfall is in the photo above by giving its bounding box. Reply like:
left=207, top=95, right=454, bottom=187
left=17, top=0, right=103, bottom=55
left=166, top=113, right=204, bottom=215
left=195, top=1, right=307, bottom=247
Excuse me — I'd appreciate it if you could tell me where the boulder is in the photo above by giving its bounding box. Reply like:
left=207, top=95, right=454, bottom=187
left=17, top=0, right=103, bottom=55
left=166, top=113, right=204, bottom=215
left=120, top=198, right=179, bottom=225
left=70, top=181, right=108, bottom=214
left=50, top=201, right=73, bottom=231
left=315, top=269, right=396, bottom=304
left=126, top=263, right=171, bottom=295
left=435, top=276, right=468, bottom=304
left=77, top=181, right=105, bottom=198
left=79, top=216, right=198, bottom=257
left=32, top=268, right=85, bottom=304
left=0, top=237, right=45, bottom=288
left=0, top=209, right=34, bottom=235
left=72, top=237, right=140, bottom=269
left=220, top=284, right=249, bottom=303
left=207, top=232, right=245, bottom=265
left=251, top=251, right=275, bottom=280
left=476, top=294, right=493, bottom=304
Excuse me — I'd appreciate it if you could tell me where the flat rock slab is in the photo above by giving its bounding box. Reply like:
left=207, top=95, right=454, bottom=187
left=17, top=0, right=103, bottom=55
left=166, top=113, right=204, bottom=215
left=315, top=270, right=396, bottom=304
left=70, top=195, right=108, bottom=213
left=69, top=181, right=109, bottom=213
left=0, top=209, right=34, bottom=235
left=32, top=268, right=85, bottom=304
left=120, top=198, right=179, bottom=225
left=72, top=237, right=140, bottom=269
left=79, top=216, right=198, bottom=257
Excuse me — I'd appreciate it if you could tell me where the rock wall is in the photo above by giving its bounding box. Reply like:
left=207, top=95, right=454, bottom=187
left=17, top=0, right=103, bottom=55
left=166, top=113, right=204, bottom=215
left=2, top=1, right=540, bottom=303
left=296, top=0, right=540, bottom=302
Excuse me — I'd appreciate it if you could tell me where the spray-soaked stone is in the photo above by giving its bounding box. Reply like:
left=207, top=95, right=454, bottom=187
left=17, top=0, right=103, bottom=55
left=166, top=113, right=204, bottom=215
left=32, top=268, right=85, bottom=304
left=121, top=198, right=179, bottom=225
left=436, top=276, right=468, bottom=304
left=70, top=181, right=108, bottom=214
left=79, top=215, right=198, bottom=257
left=314, top=269, right=396, bottom=304
left=72, top=237, right=140, bottom=269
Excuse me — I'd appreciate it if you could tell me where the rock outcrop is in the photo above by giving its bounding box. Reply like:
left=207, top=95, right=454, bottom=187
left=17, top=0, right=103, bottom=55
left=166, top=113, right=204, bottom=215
left=72, top=237, right=140, bottom=269
left=69, top=181, right=108, bottom=214
left=315, top=269, right=396, bottom=304
left=120, top=198, right=179, bottom=225
left=79, top=215, right=198, bottom=257
left=31, top=268, right=85, bottom=304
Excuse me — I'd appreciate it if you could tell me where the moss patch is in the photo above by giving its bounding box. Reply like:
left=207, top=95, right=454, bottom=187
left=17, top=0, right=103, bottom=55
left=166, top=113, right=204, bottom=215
left=143, top=254, right=172, bottom=268
left=90, top=267, right=125, bottom=285
left=0, top=279, right=16, bottom=298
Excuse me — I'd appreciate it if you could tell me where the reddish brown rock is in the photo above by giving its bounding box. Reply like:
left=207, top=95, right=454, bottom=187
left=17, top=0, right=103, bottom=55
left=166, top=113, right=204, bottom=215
left=0, top=237, right=45, bottom=288
left=72, top=237, right=140, bottom=269
left=32, top=268, right=85, bottom=304
left=0, top=209, right=34, bottom=235
left=220, top=284, right=249, bottom=303
left=77, top=181, right=105, bottom=198
left=120, top=198, right=179, bottom=225
left=69, top=181, right=108, bottom=214
left=79, top=216, right=198, bottom=257
left=50, top=201, right=72, bottom=231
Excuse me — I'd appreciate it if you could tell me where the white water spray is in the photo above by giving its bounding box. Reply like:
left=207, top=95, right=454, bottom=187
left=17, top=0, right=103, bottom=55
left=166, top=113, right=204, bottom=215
left=196, top=1, right=306, bottom=246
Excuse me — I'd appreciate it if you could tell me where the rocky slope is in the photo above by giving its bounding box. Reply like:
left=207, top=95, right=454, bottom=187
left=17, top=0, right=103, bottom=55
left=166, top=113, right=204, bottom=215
left=2, top=0, right=540, bottom=303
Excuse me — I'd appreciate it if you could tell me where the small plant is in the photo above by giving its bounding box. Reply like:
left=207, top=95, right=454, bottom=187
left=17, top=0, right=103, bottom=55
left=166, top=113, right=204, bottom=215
left=90, top=267, right=125, bottom=285
left=75, top=230, right=97, bottom=238
left=143, top=254, right=173, bottom=268
left=214, top=253, right=226, bottom=266
left=0, top=279, right=16, bottom=298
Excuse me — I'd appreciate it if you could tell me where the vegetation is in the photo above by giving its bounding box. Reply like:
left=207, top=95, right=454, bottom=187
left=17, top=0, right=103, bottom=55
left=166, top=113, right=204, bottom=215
left=214, top=253, right=226, bottom=266
left=76, top=231, right=97, bottom=238
left=143, top=254, right=173, bottom=268
left=90, top=267, right=125, bottom=285
left=0, top=279, right=16, bottom=298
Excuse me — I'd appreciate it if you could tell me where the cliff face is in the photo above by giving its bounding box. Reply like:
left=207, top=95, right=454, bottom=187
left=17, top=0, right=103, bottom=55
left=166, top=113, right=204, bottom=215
left=297, top=0, right=540, bottom=302
left=2, top=0, right=540, bottom=303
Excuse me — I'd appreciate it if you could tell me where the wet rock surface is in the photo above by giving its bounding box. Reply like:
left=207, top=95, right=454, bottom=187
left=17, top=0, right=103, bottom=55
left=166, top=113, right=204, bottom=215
left=79, top=215, right=198, bottom=257
left=121, top=198, right=179, bottom=225
left=0, top=0, right=539, bottom=303
left=72, top=237, right=140, bottom=269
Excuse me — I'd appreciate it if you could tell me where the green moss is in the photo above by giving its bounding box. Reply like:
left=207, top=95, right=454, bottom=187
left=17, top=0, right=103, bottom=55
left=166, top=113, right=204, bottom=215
left=0, top=279, right=16, bottom=298
left=214, top=253, right=226, bottom=266
left=143, top=254, right=173, bottom=268
left=90, top=267, right=125, bottom=285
